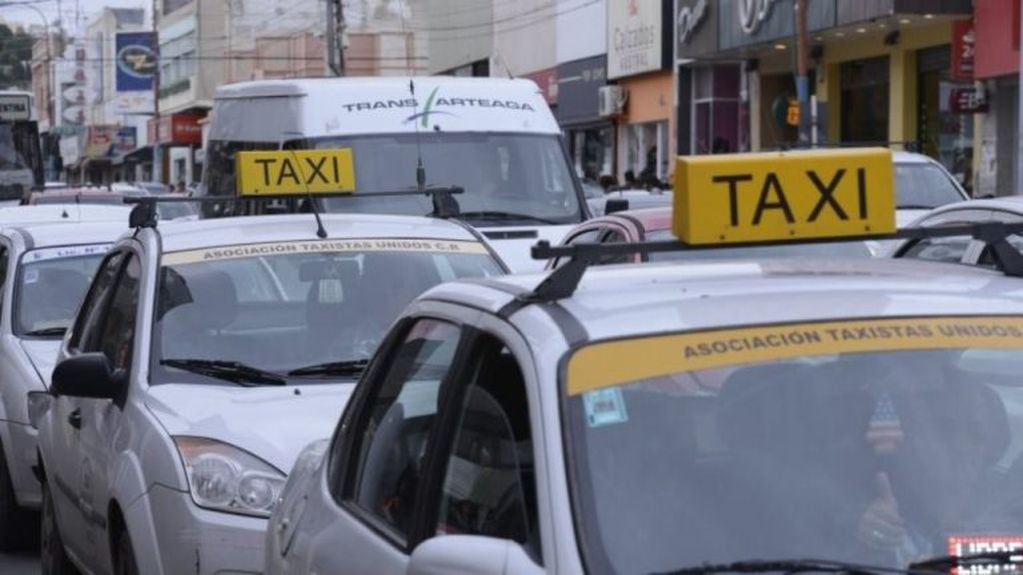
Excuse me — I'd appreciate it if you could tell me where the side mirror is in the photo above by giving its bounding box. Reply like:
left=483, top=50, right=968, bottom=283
left=51, top=353, right=125, bottom=401
left=605, top=198, right=629, bottom=215
left=408, top=535, right=543, bottom=575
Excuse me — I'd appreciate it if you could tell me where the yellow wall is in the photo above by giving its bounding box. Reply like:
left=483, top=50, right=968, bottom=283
left=818, top=22, right=951, bottom=148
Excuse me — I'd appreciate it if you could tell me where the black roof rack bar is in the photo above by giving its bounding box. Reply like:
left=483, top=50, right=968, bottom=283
left=525, top=221, right=1023, bottom=303
left=125, top=186, right=465, bottom=228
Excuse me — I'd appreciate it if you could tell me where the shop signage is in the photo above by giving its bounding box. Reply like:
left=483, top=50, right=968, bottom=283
left=556, top=55, right=608, bottom=125
left=523, top=68, right=558, bottom=105
left=951, top=20, right=975, bottom=81
left=949, top=86, right=988, bottom=114
left=607, top=0, right=665, bottom=80
left=115, top=127, right=137, bottom=155
left=739, top=0, right=779, bottom=35
left=62, top=105, right=86, bottom=125
left=678, top=0, right=708, bottom=44
left=148, top=113, right=204, bottom=145
left=116, top=32, right=157, bottom=92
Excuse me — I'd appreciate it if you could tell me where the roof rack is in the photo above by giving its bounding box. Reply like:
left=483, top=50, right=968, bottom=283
left=523, top=221, right=1023, bottom=303
left=123, top=187, right=464, bottom=230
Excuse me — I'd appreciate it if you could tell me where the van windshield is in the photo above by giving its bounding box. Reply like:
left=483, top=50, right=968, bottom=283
left=295, top=132, right=584, bottom=226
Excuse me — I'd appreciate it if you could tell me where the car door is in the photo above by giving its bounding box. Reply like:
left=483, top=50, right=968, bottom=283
left=76, top=250, right=141, bottom=571
left=305, top=317, right=471, bottom=575
left=48, top=250, right=126, bottom=562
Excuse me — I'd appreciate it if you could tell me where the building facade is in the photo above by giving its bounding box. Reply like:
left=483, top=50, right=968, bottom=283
left=974, top=0, right=1019, bottom=197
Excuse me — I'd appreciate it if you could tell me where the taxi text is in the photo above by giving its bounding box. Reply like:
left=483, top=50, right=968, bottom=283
left=236, top=149, right=355, bottom=196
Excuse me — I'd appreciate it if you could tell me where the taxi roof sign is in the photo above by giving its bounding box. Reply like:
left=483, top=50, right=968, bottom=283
left=673, top=148, right=895, bottom=245
left=236, top=149, right=355, bottom=196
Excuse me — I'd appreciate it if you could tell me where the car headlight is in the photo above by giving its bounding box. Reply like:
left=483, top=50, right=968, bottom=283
left=173, top=436, right=286, bottom=518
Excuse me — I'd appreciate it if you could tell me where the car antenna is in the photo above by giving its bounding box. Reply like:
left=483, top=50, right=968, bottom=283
left=279, top=132, right=328, bottom=239
left=398, top=1, right=426, bottom=192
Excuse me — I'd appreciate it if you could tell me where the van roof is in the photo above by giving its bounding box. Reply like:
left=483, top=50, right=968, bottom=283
left=209, top=76, right=561, bottom=138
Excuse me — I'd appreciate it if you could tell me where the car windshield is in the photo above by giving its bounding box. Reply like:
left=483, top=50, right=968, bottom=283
left=895, top=163, right=965, bottom=209
left=0, top=125, right=30, bottom=171
left=644, top=229, right=874, bottom=260
left=151, top=238, right=503, bottom=385
left=299, top=132, right=583, bottom=226
left=565, top=316, right=1023, bottom=575
left=14, top=245, right=109, bottom=336
left=155, top=201, right=197, bottom=220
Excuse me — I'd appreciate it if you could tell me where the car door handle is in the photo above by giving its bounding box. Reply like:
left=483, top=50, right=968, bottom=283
left=67, top=409, right=82, bottom=429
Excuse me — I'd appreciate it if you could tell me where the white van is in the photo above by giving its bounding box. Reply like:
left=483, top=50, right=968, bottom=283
left=201, top=77, right=589, bottom=272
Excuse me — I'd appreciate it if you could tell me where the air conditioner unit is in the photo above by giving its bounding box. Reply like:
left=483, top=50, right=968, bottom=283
left=598, top=85, right=626, bottom=117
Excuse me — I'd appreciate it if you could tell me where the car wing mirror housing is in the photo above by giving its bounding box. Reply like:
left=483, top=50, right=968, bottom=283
left=408, top=535, right=543, bottom=575
left=51, top=352, right=125, bottom=402
left=604, top=198, right=629, bottom=215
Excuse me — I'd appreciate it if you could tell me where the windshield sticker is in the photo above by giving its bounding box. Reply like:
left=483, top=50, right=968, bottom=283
left=23, top=244, right=111, bottom=263
left=162, top=238, right=489, bottom=265
left=583, top=388, right=629, bottom=428
left=23, top=269, right=38, bottom=284
left=567, top=316, right=1023, bottom=396
left=947, top=536, right=1023, bottom=575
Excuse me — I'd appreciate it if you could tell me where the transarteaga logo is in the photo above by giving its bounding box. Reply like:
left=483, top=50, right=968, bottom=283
left=339, top=87, right=536, bottom=128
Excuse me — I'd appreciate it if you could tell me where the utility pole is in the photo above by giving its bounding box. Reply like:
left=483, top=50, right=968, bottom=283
left=794, top=0, right=811, bottom=147
left=152, top=0, right=161, bottom=185
left=327, top=0, right=346, bottom=76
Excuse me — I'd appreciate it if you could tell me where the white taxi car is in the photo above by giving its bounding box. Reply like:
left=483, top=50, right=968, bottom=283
left=0, top=220, right=124, bottom=550
left=266, top=149, right=1023, bottom=575
left=33, top=206, right=506, bottom=575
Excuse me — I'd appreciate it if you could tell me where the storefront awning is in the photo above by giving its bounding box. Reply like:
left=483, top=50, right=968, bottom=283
left=122, top=145, right=153, bottom=164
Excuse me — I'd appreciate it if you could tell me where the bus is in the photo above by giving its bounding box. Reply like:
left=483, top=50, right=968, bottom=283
left=200, top=77, right=589, bottom=272
left=0, top=91, right=43, bottom=205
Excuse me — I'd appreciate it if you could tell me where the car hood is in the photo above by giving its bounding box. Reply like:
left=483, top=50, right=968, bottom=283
left=896, top=208, right=931, bottom=228
left=480, top=224, right=575, bottom=273
left=18, top=339, right=60, bottom=387
left=145, top=382, right=355, bottom=475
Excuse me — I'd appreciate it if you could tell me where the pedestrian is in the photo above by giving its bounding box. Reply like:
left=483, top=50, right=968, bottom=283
left=175, top=180, right=187, bottom=195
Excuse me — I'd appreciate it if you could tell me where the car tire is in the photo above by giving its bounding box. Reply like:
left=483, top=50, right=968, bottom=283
left=0, top=441, right=36, bottom=551
left=41, top=481, right=77, bottom=575
left=114, top=529, right=139, bottom=575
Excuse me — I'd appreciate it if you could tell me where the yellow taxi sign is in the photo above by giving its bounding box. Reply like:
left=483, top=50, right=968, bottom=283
left=236, top=149, right=355, bottom=196
left=673, top=148, right=895, bottom=245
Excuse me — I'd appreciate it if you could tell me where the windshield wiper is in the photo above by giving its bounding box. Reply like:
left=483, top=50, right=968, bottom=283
left=23, top=326, right=67, bottom=337
left=908, top=550, right=1022, bottom=573
left=653, top=559, right=909, bottom=575
left=160, top=359, right=286, bottom=387
left=287, top=358, right=369, bottom=378
left=457, top=210, right=559, bottom=225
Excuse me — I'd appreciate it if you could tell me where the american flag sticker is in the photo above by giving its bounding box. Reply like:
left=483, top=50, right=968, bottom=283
left=583, top=388, right=629, bottom=428
left=866, top=393, right=904, bottom=446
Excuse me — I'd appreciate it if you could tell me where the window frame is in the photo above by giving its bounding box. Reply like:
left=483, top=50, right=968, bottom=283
left=94, top=251, right=142, bottom=373
left=68, top=250, right=128, bottom=354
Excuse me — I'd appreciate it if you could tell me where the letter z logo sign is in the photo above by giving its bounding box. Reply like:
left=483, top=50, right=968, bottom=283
left=673, top=148, right=895, bottom=245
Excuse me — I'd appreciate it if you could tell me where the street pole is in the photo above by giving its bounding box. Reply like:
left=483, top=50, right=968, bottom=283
left=152, top=0, right=162, bottom=185
left=794, top=0, right=811, bottom=147
left=1017, top=0, right=1023, bottom=194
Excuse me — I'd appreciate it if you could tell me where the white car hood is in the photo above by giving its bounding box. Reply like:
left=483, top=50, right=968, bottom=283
left=145, top=383, right=355, bottom=475
left=18, top=339, right=60, bottom=387
left=481, top=224, right=574, bottom=273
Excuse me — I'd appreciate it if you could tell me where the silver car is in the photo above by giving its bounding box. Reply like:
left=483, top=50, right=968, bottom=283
left=0, top=220, right=122, bottom=549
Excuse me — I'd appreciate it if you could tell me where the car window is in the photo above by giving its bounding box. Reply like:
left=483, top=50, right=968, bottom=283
left=70, top=251, right=126, bottom=352
left=350, top=319, right=462, bottom=538
left=15, top=246, right=107, bottom=336
left=435, top=343, right=539, bottom=556
left=568, top=229, right=601, bottom=245
left=899, top=236, right=972, bottom=264
left=599, top=229, right=632, bottom=264
left=977, top=234, right=1023, bottom=269
left=894, top=163, right=965, bottom=208
left=0, top=245, right=8, bottom=311
left=95, top=254, right=141, bottom=371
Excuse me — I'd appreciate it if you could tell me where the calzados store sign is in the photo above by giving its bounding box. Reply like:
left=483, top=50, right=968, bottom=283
left=608, top=0, right=664, bottom=80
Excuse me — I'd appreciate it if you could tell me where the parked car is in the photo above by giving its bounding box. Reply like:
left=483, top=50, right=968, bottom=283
left=33, top=210, right=507, bottom=575
left=891, top=151, right=969, bottom=227
left=891, top=195, right=1023, bottom=266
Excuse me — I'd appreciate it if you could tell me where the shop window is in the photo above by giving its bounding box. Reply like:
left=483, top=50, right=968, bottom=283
left=840, top=57, right=890, bottom=145
left=691, top=65, right=746, bottom=155
left=918, top=46, right=974, bottom=195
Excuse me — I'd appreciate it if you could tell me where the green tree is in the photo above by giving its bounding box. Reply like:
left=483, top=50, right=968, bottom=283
left=0, top=24, right=35, bottom=89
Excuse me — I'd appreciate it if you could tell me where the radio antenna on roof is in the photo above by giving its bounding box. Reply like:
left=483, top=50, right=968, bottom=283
left=399, top=0, right=426, bottom=192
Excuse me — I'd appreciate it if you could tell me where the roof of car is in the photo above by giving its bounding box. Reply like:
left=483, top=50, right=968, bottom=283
left=912, top=196, right=1023, bottom=221
left=892, top=150, right=938, bottom=164
left=3, top=220, right=127, bottom=250
left=214, top=76, right=541, bottom=99
left=0, top=204, right=132, bottom=225
left=152, top=213, right=487, bottom=253
left=426, top=257, right=1023, bottom=342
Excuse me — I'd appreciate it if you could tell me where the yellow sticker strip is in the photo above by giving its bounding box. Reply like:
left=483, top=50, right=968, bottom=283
left=567, top=316, right=1023, bottom=396
left=162, top=238, right=488, bottom=265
